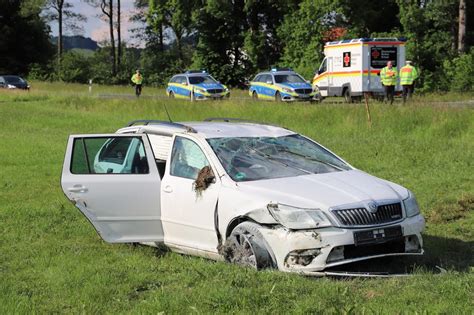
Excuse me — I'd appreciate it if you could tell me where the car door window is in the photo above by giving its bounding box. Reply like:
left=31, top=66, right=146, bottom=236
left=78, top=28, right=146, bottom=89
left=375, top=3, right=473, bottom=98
left=170, top=137, right=210, bottom=180
left=71, top=137, right=149, bottom=174
left=262, top=74, right=273, bottom=84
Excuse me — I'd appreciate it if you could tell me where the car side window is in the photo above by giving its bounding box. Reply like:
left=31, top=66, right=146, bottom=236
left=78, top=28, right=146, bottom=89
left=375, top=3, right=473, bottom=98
left=253, top=75, right=262, bottom=82
left=71, top=137, right=149, bottom=174
left=177, top=76, right=187, bottom=84
left=170, top=76, right=179, bottom=83
left=262, top=74, right=273, bottom=84
left=170, top=137, right=210, bottom=180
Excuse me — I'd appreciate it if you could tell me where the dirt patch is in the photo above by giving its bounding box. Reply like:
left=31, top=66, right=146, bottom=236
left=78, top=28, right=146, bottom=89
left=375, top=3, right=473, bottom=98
left=426, top=195, right=474, bottom=224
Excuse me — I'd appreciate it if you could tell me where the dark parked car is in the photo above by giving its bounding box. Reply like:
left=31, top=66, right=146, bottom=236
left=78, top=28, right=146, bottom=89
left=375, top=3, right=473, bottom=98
left=0, top=75, right=30, bottom=90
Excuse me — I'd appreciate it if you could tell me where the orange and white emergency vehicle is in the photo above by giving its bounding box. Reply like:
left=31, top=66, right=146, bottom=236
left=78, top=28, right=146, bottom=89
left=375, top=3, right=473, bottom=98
left=312, top=38, right=406, bottom=102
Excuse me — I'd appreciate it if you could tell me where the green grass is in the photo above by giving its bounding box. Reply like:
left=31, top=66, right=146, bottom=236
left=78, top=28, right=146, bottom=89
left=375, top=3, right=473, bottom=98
left=0, top=83, right=473, bottom=313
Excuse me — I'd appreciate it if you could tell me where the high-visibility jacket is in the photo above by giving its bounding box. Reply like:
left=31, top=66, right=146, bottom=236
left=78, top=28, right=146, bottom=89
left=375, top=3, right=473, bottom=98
left=380, top=66, right=398, bottom=86
left=131, top=74, right=143, bottom=85
left=399, top=65, right=418, bottom=85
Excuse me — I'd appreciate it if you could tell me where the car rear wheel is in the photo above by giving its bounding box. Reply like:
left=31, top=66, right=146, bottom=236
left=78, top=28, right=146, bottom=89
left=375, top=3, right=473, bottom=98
left=252, top=91, right=258, bottom=100
left=275, top=91, right=283, bottom=102
left=224, top=222, right=274, bottom=270
left=343, top=88, right=352, bottom=103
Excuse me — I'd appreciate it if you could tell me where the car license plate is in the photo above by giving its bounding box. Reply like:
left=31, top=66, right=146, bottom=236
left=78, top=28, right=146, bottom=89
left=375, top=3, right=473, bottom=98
left=353, top=226, right=402, bottom=246
left=299, top=94, right=310, bottom=98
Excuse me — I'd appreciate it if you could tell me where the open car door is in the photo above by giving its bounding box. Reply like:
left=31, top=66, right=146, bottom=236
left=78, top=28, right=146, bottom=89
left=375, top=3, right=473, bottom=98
left=61, top=134, right=163, bottom=243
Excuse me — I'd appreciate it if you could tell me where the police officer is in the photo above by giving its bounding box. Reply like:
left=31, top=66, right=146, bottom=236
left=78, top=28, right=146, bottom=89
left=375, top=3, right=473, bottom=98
left=131, top=69, right=143, bottom=97
left=399, top=60, right=419, bottom=103
left=380, top=61, right=398, bottom=105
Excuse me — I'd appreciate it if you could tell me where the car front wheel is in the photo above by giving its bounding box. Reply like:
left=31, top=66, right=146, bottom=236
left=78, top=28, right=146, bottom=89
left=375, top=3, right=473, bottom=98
left=223, top=222, right=275, bottom=270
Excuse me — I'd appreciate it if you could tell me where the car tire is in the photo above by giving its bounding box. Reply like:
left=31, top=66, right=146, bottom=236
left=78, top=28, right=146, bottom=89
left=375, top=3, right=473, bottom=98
left=223, top=221, right=275, bottom=270
left=169, top=91, right=175, bottom=99
left=252, top=91, right=258, bottom=100
left=275, top=91, right=283, bottom=102
left=343, top=88, right=352, bottom=103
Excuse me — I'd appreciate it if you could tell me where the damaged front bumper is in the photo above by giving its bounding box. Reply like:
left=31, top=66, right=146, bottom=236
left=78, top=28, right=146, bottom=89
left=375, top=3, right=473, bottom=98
left=257, top=214, right=425, bottom=272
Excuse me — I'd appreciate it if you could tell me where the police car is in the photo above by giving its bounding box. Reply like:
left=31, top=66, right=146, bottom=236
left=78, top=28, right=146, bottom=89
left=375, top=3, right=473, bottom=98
left=167, top=70, right=230, bottom=100
left=249, top=68, right=319, bottom=102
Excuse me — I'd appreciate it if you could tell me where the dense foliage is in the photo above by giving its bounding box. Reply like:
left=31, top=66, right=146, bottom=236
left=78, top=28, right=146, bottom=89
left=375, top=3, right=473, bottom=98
left=1, top=0, right=473, bottom=91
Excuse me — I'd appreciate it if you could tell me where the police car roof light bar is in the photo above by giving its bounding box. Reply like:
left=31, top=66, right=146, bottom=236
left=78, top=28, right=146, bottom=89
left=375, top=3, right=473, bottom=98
left=270, top=67, right=293, bottom=72
left=185, top=69, right=207, bottom=74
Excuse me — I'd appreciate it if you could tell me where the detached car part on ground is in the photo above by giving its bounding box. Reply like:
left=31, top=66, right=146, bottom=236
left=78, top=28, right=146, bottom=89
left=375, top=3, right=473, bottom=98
left=249, top=68, right=321, bottom=102
left=166, top=70, right=230, bottom=100
left=61, top=119, right=425, bottom=274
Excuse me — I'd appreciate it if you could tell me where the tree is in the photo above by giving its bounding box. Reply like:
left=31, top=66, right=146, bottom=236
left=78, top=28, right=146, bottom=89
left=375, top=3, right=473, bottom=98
left=192, top=0, right=249, bottom=86
left=117, top=0, right=122, bottom=71
left=277, top=0, right=342, bottom=79
left=458, top=0, right=466, bottom=53
left=44, top=0, right=86, bottom=75
left=101, top=0, right=116, bottom=76
left=0, top=0, right=54, bottom=75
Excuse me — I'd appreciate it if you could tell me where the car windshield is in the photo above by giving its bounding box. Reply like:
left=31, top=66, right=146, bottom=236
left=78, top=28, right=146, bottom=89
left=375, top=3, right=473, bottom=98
left=4, top=76, right=25, bottom=84
left=274, top=74, right=306, bottom=84
left=189, top=76, right=218, bottom=84
left=207, top=134, right=351, bottom=182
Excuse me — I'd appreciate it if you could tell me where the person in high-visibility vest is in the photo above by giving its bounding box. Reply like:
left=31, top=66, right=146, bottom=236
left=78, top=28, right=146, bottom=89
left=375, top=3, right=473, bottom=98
left=399, top=60, right=419, bottom=103
left=131, top=70, right=143, bottom=97
left=380, top=61, right=398, bottom=105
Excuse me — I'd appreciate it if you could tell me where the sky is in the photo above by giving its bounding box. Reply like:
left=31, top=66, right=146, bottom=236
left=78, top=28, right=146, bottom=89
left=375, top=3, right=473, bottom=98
left=48, top=0, right=145, bottom=47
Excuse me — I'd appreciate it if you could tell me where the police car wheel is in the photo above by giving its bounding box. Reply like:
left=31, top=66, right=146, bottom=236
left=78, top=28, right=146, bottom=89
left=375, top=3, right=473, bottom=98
left=275, top=92, right=282, bottom=102
left=169, top=91, right=175, bottom=99
left=252, top=91, right=258, bottom=100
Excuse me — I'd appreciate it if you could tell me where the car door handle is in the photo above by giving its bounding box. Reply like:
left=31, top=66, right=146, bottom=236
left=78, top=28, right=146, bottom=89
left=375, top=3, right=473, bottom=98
left=68, top=185, right=88, bottom=193
left=163, top=185, right=173, bottom=193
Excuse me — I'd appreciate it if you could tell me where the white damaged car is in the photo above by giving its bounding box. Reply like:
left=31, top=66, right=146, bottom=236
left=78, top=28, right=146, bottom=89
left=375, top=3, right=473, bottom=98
left=61, top=118, right=425, bottom=274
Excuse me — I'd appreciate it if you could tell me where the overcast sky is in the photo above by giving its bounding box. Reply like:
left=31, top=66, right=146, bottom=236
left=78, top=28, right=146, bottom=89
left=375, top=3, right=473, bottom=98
left=48, top=0, right=145, bottom=47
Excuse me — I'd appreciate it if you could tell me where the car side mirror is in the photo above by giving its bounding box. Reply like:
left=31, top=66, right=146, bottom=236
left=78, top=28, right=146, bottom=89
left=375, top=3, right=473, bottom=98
left=318, top=69, right=323, bottom=75
left=193, top=166, right=215, bottom=195
left=266, top=80, right=273, bottom=84
left=183, top=82, right=188, bottom=86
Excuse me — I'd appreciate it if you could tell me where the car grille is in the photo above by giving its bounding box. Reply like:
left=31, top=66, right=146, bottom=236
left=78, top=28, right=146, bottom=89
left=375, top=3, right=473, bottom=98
left=295, top=88, right=313, bottom=94
left=332, top=203, right=403, bottom=227
left=207, top=89, right=223, bottom=94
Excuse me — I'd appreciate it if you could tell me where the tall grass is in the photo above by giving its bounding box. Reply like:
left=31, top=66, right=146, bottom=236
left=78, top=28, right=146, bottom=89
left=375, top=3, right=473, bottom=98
left=0, top=85, right=473, bottom=313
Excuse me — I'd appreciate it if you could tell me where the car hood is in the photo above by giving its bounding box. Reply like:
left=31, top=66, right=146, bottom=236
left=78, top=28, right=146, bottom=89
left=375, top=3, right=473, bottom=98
left=277, top=82, right=312, bottom=90
left=236, top=169, right=408, bottom=210
left=193, top=83, right=224, bottom=90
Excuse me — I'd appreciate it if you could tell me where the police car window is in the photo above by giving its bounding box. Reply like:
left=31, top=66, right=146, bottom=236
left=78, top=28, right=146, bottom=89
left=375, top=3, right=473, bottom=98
left=189, top=76, right=217, bottom=84
left=170, top=137, right=210, bottom=180
left=170, top=76, right=179, bottom=83
left=274, top=74, right=306, bottom=83
left=253, top=75, right=262, bottom=82
left=262, top=75, right=273, bottom=83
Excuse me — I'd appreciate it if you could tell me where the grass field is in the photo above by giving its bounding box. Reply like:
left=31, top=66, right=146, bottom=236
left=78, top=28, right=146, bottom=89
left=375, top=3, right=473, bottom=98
left=1, top=82, right=473, bottom=313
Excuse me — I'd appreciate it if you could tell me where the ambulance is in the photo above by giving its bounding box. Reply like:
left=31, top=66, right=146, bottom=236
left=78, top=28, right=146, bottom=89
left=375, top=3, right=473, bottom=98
left=312, top=38, right=406, bottom=102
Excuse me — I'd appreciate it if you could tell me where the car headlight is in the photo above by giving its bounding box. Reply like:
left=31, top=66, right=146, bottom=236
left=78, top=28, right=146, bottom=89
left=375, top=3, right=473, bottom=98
left=403, top=191, right=420, bottom=217
left=267, top=203, right=332, bottom=229
left=281, top=87, right=293, bottom=93
left=7, top=84, right=16, bottom=89
left=194, top=87, right=206, bottom=93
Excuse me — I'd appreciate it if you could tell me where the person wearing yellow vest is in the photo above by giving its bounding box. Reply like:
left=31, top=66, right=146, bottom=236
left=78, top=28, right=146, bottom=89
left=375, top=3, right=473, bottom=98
left=380, top=61, right=398, bottom=105
left=131, top=70, right=143, bottom=97
left=399, top=60, right=419, bottom=103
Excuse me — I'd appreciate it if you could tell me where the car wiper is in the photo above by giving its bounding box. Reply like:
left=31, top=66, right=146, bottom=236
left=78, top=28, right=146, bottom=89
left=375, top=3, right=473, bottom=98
left=277, top=148, right=345, bottom=171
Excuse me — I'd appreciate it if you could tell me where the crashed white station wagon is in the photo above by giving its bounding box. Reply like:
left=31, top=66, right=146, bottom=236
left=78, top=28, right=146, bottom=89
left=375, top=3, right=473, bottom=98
left=61, top=118, right=425, bottom=274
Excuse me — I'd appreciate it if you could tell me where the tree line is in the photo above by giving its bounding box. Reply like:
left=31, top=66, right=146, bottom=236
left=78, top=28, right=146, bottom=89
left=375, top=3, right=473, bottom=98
left=0, top=0, right=472, bottom=92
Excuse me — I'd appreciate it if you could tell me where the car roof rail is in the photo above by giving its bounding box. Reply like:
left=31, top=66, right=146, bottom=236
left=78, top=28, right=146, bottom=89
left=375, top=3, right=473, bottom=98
left=203, top=117, right=287, bottom=129
left=126, top=120, right=197, bottom=133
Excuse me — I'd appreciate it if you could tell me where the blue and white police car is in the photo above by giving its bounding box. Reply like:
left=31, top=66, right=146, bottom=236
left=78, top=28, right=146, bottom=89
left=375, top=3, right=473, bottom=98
left=167, top=70, right=230, bottom=100
left=249, top=68, right=320, bottom=102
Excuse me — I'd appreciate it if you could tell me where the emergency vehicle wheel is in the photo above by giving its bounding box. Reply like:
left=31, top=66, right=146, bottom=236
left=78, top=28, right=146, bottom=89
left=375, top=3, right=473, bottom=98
left=275, top=92, right=283, bottom=102
left=169, top=91, right=175, bottom=99
left=343, top=88, right=352, bottom=103
left=252, top=91, right=258, bottom=100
